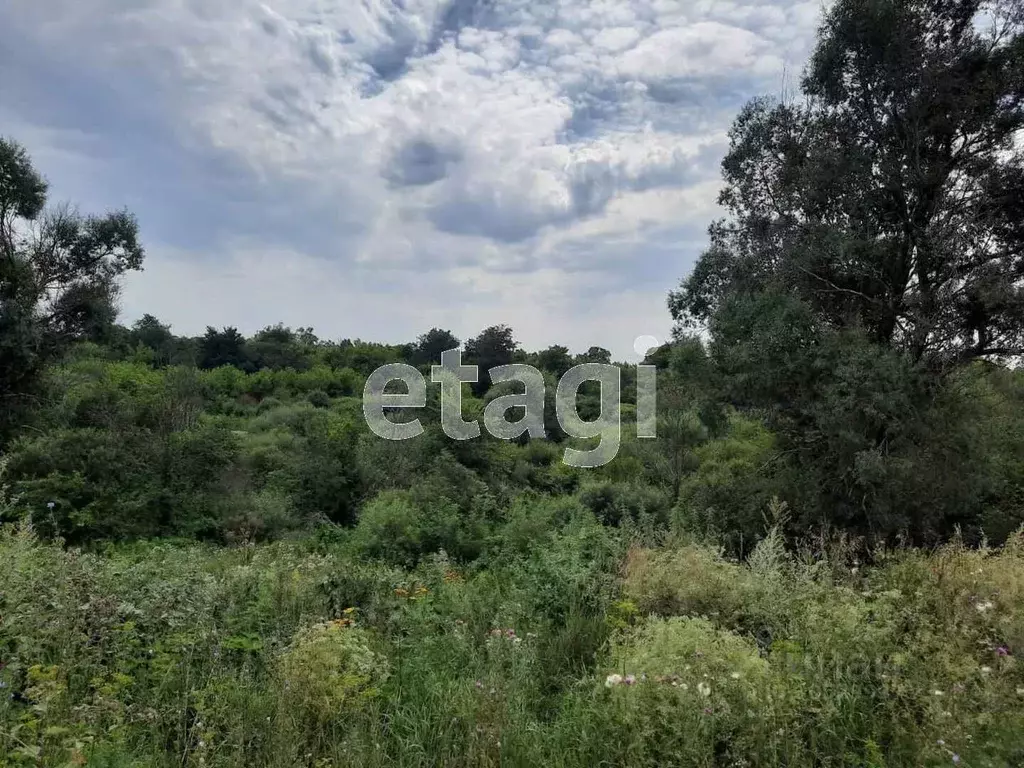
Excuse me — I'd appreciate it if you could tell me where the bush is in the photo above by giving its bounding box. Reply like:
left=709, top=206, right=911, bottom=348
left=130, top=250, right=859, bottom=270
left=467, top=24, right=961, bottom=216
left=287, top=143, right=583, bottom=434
left=6, top=427, right=164, bottom=541
left=220, top=489, right=302, bottom=544
left=496, top=494, right=587, bottom=555
left=674, top=414, right=784, bottom=554
left=306, top=389, right=331, bottom=409
left=622, top=544, right=750, bottom=623
left=349, top=490, right=487, bottom=566
left=277, top=617, right=389, bottom=727
left=578, top=481, right=672, bottom=527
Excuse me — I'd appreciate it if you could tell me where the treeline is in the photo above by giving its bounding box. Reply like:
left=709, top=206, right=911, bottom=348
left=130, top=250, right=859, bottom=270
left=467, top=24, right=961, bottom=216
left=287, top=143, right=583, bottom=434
left=113, top=318, right=614, bottom=381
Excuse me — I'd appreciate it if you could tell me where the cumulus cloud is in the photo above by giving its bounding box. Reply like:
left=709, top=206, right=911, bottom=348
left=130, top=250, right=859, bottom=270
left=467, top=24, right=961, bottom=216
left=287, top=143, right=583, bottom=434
left=0, top=0, right=825, bottom=357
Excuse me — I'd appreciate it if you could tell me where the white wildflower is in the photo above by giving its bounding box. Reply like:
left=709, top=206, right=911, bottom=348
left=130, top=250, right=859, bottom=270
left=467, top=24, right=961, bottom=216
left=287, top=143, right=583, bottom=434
left=605, top=674, right=622, bottom=688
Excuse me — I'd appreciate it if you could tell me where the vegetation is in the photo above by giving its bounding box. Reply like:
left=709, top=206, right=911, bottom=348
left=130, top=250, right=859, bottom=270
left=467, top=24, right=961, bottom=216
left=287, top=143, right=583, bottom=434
left=1, top=0, right=1022, bottom=764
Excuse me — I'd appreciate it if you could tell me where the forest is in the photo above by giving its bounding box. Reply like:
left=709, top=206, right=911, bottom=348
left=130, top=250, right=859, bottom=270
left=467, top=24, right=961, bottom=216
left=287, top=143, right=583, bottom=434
left=1, top=1, right=1023, bottom=765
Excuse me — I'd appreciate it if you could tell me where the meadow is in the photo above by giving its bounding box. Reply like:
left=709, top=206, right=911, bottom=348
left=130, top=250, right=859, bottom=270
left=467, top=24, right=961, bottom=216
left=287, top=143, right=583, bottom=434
left=2, top=482, right=1022, bottom=766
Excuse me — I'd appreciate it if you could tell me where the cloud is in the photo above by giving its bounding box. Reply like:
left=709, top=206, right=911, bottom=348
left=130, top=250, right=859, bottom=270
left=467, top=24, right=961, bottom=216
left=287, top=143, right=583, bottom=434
left=0, top=0, right=825, bottom=356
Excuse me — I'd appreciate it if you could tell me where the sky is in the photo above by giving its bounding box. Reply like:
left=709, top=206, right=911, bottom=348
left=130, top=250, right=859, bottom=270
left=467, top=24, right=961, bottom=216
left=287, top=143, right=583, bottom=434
left=0, top=0, right=825, bottom=361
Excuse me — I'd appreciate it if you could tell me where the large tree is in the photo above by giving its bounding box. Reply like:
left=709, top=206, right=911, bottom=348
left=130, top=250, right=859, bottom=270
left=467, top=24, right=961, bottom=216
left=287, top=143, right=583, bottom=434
left=669, top=0, right=1024, bottom=542
left=1, top=138, right=144, bottom=439
left=672, top=0, right=1024, bottom=368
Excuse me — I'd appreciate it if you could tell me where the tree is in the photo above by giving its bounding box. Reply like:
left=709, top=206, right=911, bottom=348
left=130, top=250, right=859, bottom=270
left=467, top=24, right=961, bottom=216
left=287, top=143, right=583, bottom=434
left=464, top=325, right=518, bottom=395
left=536, top=345, right=573, bottom=377
left=131, top=314, right=173, bottom=350
left=198, top=326, right=252, bottom=371
left=248, top=324, right=311, bottom=371
left=252, top=323, right=294, bottom=345
left=668, top=0, right=1024, bottom=543
left=672, top=0, right=1024, bottom=369
left=296, top=326, right=319, bottom=346
left=412, top=328, right=461, bottom=367
left=577, top=346, right=612, bottom=365
left=129, top=314, right=176, bottom=366
left=0, top=137, right=144, bottom=440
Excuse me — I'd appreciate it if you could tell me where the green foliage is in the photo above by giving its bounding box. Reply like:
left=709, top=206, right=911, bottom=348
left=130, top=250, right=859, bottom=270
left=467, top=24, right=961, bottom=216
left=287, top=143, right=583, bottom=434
left=0, top=138, right=144, bottom=441
left=4, top=7, right=1024, bottom=760
left=277, top=617, right=389, bottom=726
left=129, top=314, right=193, bottom=366
left=667, top=0, right=1024, bottom=543
left=306, top=389, right=331, bottom=409
left=6, top=427, right=163, bottom=541
left=288, top=431, right=361, bottom=527
left=198, top=327, right=252, bottom=372
left=465, top=324, right=518, bottom=395
left=577, top=346, right=612, bottom=365
left=534, top=344, right=573, bottom=377
left=674, top=413, right=783, bottom=553
left=1, top=524, right=1020, bottom=766
left=4, top=422, right=244, bottom=542
left=578, top=481, right=672, bottom=528
left=411, top=327, right=460, bottom=367
left=247, top=324, right=312, bottom=372
left=348, top=489, right=487, bottom=567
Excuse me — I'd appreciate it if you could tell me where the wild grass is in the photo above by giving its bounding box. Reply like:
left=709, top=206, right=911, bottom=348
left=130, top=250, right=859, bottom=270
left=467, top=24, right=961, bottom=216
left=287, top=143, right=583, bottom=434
left=0, top=508, right=1022, bottom=766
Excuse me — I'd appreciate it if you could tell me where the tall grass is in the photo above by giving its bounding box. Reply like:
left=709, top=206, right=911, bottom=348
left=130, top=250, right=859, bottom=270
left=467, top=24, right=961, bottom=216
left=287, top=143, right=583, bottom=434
left=0, top=515, right=1022, bottom=766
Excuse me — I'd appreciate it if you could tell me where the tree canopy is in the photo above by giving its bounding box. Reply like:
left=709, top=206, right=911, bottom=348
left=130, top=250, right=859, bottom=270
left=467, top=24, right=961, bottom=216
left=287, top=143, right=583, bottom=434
left=669, top=0, right=1024, bottom=542
left=672, top=0, right=1024, bottom=369
left=0, top=137, right=144, bottom=437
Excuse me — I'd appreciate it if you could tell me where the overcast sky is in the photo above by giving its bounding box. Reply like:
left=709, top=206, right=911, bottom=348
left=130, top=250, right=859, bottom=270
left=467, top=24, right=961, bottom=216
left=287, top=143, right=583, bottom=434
left=0, top=0, right=824, bottom=360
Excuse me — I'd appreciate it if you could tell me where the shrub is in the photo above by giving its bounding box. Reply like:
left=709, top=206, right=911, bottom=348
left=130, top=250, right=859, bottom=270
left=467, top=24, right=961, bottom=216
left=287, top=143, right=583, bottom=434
left=496, top=494, right=587, bottom=555
left=622, top=544, right=750, bottom=622
left=349, top=490, right=487, bottom=567
left=277, top=617, right=389, bottom=727
left=7, top=427, right=164, bottom=541
left=578, top=481, right=672, bottom=528
left=674, top=414, right=784, bottom=554
left=306, top=389, right=331, bottom=409
left=595, top=616, right=773, bottom=765
left=221, top=489, right=302, bottom=544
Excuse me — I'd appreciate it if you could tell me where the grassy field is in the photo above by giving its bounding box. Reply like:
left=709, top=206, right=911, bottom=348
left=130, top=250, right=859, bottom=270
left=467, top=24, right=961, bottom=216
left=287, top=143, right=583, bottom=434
left=2, top=511, right=1021, bottom=767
